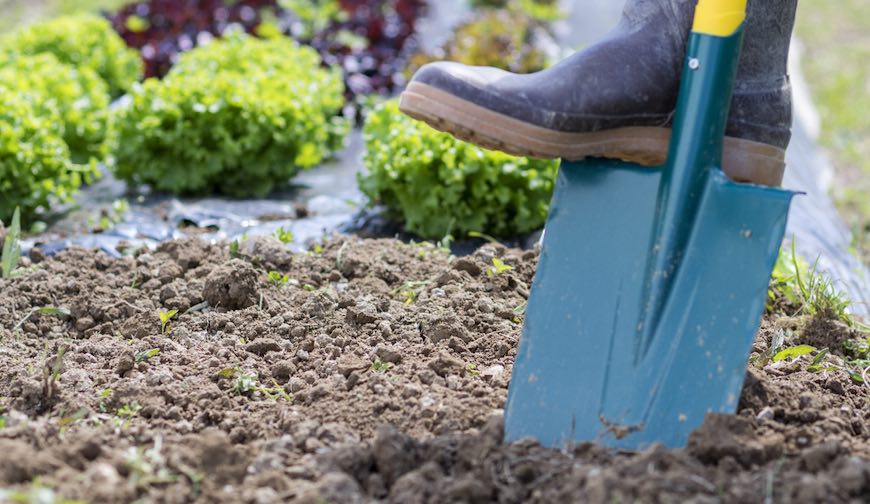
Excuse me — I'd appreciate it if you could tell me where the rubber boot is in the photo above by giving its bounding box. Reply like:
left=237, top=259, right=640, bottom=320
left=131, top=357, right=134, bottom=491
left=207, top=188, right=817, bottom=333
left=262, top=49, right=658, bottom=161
left=399, top=0, right=798, bottom=186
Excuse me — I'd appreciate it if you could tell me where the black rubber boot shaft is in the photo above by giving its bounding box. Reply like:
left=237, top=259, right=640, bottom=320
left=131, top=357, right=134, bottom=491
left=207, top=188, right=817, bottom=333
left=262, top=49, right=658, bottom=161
left=409, top=0, right=798, bottom=149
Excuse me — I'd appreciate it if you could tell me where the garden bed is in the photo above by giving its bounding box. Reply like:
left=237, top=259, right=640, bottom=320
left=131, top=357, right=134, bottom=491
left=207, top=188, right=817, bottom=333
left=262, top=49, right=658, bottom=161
left=0, top=237, right=867, bottom=503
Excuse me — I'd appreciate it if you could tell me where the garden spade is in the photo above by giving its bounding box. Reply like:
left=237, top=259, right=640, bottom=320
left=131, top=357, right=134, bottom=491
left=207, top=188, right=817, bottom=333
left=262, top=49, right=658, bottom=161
left=504, top=0, right=797, bottom=449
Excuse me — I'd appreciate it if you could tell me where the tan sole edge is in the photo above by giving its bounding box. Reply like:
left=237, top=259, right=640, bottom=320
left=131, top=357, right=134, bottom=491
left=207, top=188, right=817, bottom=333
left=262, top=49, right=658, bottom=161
left=399, top=81, right=786, bottom=187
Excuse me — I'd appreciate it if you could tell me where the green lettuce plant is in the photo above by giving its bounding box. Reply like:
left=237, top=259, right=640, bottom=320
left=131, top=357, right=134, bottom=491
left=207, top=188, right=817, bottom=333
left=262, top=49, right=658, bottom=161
left=0, top=93, right=80, bottom=224
left=359, top=100, right=558, bottom=239
left=112, top=32, right=348, bottom=197
left=0, top=13, right=142, bottom=97
left=0, top=53, right=111, bottom=164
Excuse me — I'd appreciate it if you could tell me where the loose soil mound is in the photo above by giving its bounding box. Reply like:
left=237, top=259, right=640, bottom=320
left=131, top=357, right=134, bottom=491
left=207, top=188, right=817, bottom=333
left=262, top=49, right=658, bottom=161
left=0, top=237, right=867, bottom=503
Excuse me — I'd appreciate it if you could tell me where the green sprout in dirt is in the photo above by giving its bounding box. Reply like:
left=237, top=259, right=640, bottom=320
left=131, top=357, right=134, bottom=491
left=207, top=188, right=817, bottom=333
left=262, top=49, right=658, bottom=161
left=135, top=348, right=161, bottom=363
left=0, top=479, right=85, bottom=504
left=302, top=284, right=317, bottom=292
left=98, top=388, right=112, bottom=413
left=42, top=344, right=68, bottom=403
left=1, top=207, right=22, bottom=279
left=268, top=271, right=291, bottom=288
left=393, top=280, right=431, bottom=305
left=14, top=307, right=70, bottom=332
left=768, top=243, right=852, bottom=323
left=486, top=258, right=514, bottom=277
left=232, top=372, right=259, bottom=395
left=226, top=369, right=291, bottom=401
left=756, top=328, right=870, bottom=387
left=229, top=233, right=250, bottom=260
left=158, top=309, right=178, bottom=335
left=273, top=226, right=295, bottom=245
left=116, top=401, right=142, bottom=420
left=371, top=357, right=392, bottom=373
left=125, top=437, right=177, bottom=491
left=466, top=363, right=481, bottom=378
left=112, top=401, right=141, bottom=429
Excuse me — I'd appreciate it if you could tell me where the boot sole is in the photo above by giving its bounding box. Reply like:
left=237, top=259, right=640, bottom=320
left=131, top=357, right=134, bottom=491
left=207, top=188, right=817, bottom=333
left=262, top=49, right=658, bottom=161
left=399, top=82, right=786, bottom=187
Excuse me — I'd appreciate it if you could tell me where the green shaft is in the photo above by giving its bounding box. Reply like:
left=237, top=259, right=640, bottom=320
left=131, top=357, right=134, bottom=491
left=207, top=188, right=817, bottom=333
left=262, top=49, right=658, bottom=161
left=638, top=27, right=745, bottom=358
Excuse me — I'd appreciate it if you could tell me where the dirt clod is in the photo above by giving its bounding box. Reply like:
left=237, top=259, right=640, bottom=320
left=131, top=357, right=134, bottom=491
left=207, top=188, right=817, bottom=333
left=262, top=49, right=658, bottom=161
left=203, top=258, right=260, bottom=309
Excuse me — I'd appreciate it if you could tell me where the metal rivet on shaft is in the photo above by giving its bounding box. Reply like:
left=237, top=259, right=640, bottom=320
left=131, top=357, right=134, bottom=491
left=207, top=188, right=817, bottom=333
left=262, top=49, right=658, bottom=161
left=688, top=58, right=700, bottom=70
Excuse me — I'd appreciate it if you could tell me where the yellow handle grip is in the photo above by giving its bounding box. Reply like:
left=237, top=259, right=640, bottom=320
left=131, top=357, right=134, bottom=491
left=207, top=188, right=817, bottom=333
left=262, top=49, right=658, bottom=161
left=692, top=0, right=747, bottom=36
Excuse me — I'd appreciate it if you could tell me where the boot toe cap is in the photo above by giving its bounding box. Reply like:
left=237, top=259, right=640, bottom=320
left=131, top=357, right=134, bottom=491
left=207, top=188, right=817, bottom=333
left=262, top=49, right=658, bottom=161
left=411, top=61, right=511, bottom=95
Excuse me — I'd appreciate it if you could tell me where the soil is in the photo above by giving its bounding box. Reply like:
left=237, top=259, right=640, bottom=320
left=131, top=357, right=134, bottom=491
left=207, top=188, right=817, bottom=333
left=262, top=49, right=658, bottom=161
left=0, top=236, right=867, bottom=503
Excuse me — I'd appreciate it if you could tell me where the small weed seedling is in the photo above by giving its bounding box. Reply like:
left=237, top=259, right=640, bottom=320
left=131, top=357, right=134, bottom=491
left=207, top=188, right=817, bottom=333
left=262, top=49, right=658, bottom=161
left=274, top=226, right=294, bottom=244
left=487, top=258, right=513, bottom=277
left=114, top=401, right=142, bottom=429
left=226, top=370, right=291, bottom=401
left=371, top=357, right=391, bottom=373
left=125, top=437, right=177, bottom=490
left=232, top=372, right=259, bottom=395
left=772, top=345, right=816, bottom=362
left=159, top=309, right=178, bottom=335
left=268, top=271, right=291, bottom=288
left=1, top=207, right=22, bottom=279
left=14, top=306, right=70, bottom=332
left=98, top=388, right=112, bottom=413
left=393, top=280, right=432, bottom=305
left=468, top=230, right=501, bottom=245
left=135, top=348, right=161, bottom=363
left=466, top=363, right=481, bottom=378
left=229, top=233, right=250, bottom=260
left=0, top=480, right=83, bottom=504
left=42, top=344, right=68, bottom=403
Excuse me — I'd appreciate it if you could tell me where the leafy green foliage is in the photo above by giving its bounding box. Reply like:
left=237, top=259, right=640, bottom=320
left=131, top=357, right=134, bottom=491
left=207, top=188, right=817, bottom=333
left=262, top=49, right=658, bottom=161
left=0, top=14, right=142, bottom=97
left=0, top=53, right=111, bottom=164
left=112, top=32, right=348, bottom=197
left=279, top=0, right=344, bottom=38
left=0, top=92, right=80, bottom=224
left=408, top=6, right=551, bottom=77
left=359, top=100, right=558, bottom=239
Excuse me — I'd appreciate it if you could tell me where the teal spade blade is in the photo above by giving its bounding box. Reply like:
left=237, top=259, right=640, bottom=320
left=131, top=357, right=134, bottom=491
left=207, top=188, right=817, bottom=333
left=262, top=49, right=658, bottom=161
left=503, top=161, right=794, bottom=449
left=504, top=25, right=797, bottom=449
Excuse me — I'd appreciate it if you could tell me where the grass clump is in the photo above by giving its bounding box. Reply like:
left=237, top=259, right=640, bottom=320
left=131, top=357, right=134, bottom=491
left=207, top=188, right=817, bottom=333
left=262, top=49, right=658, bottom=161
left=767, top=244, right=852, bottom=323
left=112, top=32, right=348, bottom=197
left=0, top=13, right=142, bottom=97
left=359, top=100, right=558, bottom=239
